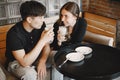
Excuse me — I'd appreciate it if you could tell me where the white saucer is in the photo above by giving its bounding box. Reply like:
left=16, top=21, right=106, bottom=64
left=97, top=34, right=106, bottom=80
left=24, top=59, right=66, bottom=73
left=75, top=46, right=92, bottom=55
left=66, top=52, right=84, bottom=62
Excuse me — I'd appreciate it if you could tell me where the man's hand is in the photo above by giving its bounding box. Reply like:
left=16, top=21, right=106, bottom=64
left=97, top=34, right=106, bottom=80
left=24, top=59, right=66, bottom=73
left=41, top=27, right=54, bottom=44
left=37, top=62, right=47, bottom=80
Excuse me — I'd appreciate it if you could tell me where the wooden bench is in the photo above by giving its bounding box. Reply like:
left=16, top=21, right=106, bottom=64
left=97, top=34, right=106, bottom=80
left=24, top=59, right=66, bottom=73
left=0, top=24, right=14, bottom=66
left=83, top=12, right=116, bottom=46
left=0, top=12, right=117, bottom=66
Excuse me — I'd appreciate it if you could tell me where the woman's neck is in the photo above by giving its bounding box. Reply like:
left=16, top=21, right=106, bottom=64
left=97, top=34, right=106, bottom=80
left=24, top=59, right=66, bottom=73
left=68, top=26, right=73, bottom=35
left=71, top=19, right=77, bottom=28
left=68, top=19, right=77, bottom=34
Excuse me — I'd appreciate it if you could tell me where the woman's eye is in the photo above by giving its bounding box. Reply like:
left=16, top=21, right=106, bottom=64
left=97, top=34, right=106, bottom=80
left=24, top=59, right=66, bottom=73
left=60, top=15, right=63, bottom=18
left=65, top=15, right=68, bottom=18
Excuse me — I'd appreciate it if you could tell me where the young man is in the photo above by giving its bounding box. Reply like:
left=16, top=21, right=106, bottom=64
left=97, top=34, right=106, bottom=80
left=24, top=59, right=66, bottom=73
left=5, top=1, right=54, bottom=80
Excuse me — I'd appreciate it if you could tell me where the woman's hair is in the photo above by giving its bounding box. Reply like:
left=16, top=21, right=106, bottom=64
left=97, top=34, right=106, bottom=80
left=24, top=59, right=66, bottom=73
left=57, top=2, right=80, bottom=25
left=20, top=1, right=46, bottom=20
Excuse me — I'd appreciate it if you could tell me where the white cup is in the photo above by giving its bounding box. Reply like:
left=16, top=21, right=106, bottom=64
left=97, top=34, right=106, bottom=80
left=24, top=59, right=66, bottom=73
left=58, top=26, right=68, bottom=46
left=45, top=25, right=53, bottom=31
left=45, top=26, right=54, bottom=43
left=59, top=26, right=67, bottom=36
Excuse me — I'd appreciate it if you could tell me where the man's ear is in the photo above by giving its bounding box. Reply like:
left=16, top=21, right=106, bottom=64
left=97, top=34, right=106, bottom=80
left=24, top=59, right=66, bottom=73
left=26, top=17, right=32, bottom=23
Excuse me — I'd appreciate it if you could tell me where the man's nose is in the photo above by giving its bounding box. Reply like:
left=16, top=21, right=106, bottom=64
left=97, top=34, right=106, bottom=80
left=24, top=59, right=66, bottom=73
left=42, top=17, right=45, bottom=22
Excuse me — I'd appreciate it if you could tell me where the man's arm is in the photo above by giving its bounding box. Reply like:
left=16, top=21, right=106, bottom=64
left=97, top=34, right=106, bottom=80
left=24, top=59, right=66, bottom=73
left=38, top=43, right=50, bottom=64
left=12, top=38, right=47, bottom=67
left=12, top=28, right=54, bottom=67
left=37, top=43, right=51, bottom=80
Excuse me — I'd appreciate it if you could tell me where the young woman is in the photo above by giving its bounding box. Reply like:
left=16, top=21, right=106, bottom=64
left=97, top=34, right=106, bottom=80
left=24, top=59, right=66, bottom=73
left=50, top=2, right=87, bottom=80
left=51, top=2, right=87, bottom=50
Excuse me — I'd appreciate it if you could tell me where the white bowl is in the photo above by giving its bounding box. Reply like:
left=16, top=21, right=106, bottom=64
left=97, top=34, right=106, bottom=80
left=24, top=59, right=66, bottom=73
left=75, top=46, right=92, bottom=55
left=66, top=52, right=84, bottom=62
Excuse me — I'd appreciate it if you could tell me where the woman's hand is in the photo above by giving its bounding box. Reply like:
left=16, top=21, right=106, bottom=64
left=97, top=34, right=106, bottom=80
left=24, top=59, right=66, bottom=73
left=57, top=30, right=67, bottom=46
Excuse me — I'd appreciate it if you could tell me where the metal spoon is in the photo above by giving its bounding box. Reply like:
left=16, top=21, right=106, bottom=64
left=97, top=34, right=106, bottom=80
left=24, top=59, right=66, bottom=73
left=58, top=58, right=69, bottom=68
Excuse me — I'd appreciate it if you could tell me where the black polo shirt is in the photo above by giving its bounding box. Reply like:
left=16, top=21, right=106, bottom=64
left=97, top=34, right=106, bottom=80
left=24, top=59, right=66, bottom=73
left=5, top=21, right=46, bottom=62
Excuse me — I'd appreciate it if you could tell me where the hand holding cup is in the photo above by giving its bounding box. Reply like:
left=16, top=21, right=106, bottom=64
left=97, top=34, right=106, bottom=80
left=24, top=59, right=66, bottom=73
left=41, top=26, right=54, bottom=44
left=57, top=26, right=67, bottom=46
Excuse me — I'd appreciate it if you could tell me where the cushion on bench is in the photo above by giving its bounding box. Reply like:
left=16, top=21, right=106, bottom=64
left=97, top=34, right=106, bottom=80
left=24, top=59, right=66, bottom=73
left=83, top=31, right=114, bottom=46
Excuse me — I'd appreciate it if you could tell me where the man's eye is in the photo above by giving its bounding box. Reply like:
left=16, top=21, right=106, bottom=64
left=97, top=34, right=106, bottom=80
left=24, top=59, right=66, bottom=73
left=39, top=16, right=44, bottom=19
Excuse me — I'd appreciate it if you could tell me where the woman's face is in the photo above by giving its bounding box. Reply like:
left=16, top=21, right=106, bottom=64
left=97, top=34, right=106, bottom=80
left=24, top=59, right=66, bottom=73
left=61, top=9, right=77, bottom=27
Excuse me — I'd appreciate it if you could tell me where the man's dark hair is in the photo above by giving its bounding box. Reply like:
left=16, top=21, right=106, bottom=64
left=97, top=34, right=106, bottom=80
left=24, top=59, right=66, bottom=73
left=20, top=1, right=46, bottom=20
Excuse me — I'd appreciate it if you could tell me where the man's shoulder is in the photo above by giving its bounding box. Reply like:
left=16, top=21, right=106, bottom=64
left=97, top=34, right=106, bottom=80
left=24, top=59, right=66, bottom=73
left=8, top=21, right=22, bottom=33
left=7, top=21, right=23, bottom=39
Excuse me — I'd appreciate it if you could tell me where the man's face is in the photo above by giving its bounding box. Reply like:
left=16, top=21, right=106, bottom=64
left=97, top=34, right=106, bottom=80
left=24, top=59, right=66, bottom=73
left=30, top=16, right=44, bottom=29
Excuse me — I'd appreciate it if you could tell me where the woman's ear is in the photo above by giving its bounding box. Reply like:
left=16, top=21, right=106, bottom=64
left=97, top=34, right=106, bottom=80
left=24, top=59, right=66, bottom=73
left=74, top=15, right=77, bottom=20
left=26, top=17, right=32, bottom=23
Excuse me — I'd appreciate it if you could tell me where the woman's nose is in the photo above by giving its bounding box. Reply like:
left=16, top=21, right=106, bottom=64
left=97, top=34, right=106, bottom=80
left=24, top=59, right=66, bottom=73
left=61, top=17, right=65, bottom=22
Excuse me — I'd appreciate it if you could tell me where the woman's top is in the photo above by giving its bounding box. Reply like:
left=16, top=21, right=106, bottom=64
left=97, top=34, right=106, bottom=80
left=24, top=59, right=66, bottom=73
left=51, top=17, right=87, bottom=50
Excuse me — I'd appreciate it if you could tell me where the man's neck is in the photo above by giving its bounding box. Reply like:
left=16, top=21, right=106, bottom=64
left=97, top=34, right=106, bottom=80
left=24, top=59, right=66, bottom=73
left=23, top=21, right=33, bottom=33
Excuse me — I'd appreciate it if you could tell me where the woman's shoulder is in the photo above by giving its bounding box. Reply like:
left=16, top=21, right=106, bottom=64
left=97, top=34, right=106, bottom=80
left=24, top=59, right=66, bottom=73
left=77, top=17, right=87, bottom=24
left=76, top=17, right=87, bottom=28
left=78, top=17, right=86, bottom=22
